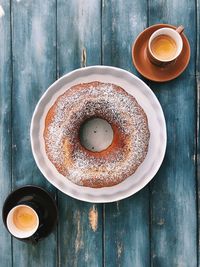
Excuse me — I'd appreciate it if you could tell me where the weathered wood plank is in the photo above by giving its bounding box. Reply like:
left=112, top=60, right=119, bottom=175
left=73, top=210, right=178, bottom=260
left=57, top=1, right=103, bottom=266
left=0, top=1, right=197, bottom=266
left=11, top=0, right=57, bottom=266
left=197, top=0, right=200, bottom=265
left=102, top=1, right=150, bottom=266
left=148, top=0, right=197, bottom=266
left=57, top=0, right=101, bottom=75
left=0, top=1, right=12, bottom=266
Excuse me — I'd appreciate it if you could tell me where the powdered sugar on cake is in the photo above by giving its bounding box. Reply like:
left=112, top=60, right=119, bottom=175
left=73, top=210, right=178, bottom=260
left=44, top=81, right=150, bottom=188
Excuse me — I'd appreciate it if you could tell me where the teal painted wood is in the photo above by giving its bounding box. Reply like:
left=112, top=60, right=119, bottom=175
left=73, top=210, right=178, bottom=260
left=11, top=1, right=57, bottom=266
left=0, top=1, right=12, bottom=266
left=57, top=0, right=101, bottom=75
left=148, top=0, right=197, bottom=266
left=0, top=0, right=198, bottom=266
left=58, top=196, right=102, bottom=267
left=102, top=1, right=150, bottom=266
left=197, top=0, right=200, bottom=265
left=57, top=1, right=102, bottom=266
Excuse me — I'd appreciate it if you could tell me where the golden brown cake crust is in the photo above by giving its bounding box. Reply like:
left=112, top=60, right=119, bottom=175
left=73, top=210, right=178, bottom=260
left=44, top=81, right=150, bottom=188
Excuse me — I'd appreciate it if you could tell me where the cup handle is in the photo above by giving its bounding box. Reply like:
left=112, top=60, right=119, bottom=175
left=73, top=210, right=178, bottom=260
left=176, top=25, right=184, bottom=34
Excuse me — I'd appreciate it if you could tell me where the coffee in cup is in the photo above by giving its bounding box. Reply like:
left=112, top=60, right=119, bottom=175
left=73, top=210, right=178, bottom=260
left=6, top=204, right=39, bottom=239
left=147, top=25, right=184, bottom=66
left=150, top=34, right=177, bottom=60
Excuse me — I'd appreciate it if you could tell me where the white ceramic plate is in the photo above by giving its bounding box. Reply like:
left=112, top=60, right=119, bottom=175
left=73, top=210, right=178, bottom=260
left=30, top=66, right=167, bottom=203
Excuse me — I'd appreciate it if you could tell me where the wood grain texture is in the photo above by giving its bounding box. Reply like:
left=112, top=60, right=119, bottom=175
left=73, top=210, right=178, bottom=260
left=102, top=1, right=150, bottom=266
left=197, top=0, right=200, bottom=265
left=148, top=0, right=197, bottom=266
left=11, top=1, right=57, bottom=266
left=57, top=1, right=103, bottom=266
left=57, top=0, right=101, bottom=75
left=0, top=0, right=198, bottom=266
left=0, top=1, right=12, bottom=266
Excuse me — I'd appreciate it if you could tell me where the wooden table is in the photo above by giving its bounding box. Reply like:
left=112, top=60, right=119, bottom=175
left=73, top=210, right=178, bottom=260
left=0, top=0, right=199, bottom=266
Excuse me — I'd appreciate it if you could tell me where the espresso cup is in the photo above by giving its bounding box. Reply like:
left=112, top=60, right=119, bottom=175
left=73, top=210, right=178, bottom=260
left=147, top=25, right=184, bottom=66
left=6, top=204, right=39, bottom=239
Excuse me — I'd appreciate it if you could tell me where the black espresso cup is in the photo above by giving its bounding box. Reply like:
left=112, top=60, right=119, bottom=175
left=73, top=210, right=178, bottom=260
left=2, top=185, right=58, bottom=244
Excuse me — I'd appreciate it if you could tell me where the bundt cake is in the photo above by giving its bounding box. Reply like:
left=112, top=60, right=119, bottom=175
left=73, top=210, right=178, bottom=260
left=44, top=81, right=150, bottom=188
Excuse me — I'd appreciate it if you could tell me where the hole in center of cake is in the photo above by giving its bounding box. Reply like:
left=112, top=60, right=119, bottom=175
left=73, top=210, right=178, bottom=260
left=79, top=118, right=114, bottom=152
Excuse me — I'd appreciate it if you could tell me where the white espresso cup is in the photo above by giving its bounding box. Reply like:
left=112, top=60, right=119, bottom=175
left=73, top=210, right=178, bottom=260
left=6, top=204, right=39, bottom=239
left=147, top=25, right=184, bottom=66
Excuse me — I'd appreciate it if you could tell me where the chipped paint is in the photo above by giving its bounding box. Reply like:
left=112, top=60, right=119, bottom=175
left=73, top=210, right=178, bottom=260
left=74, top=210, right=83, bottom=253
left=112, top=201, right=120, bottom=218
left=116, top=201, right=120, bottom=212
left=31, top=17, right=45, bottom=60
left=157, top=218, right=165, bottom=226
left=81, top=47, right=87, bottom=67
left=89, top=205, right=98, bottom=232
left=117, top=241, right=123, bottom=259
left=76, top=0, right=98, bottom=45
left=0, top=5, right=5, bottom=18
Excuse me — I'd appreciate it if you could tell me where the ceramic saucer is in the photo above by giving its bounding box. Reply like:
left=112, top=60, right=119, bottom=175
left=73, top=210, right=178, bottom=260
left=132, top=24, right=190, bottom=82
left=2, top=185, right=58, bottom=243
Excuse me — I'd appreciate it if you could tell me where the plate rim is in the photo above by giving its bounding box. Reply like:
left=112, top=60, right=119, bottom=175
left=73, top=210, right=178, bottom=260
left=30, top=65, right=167, bottom=203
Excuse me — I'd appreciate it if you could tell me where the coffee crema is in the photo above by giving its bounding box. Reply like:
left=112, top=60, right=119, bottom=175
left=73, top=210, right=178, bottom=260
left=151, top=34, right=177, bottom=60
left=13, top=206, right=38, bottom=231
